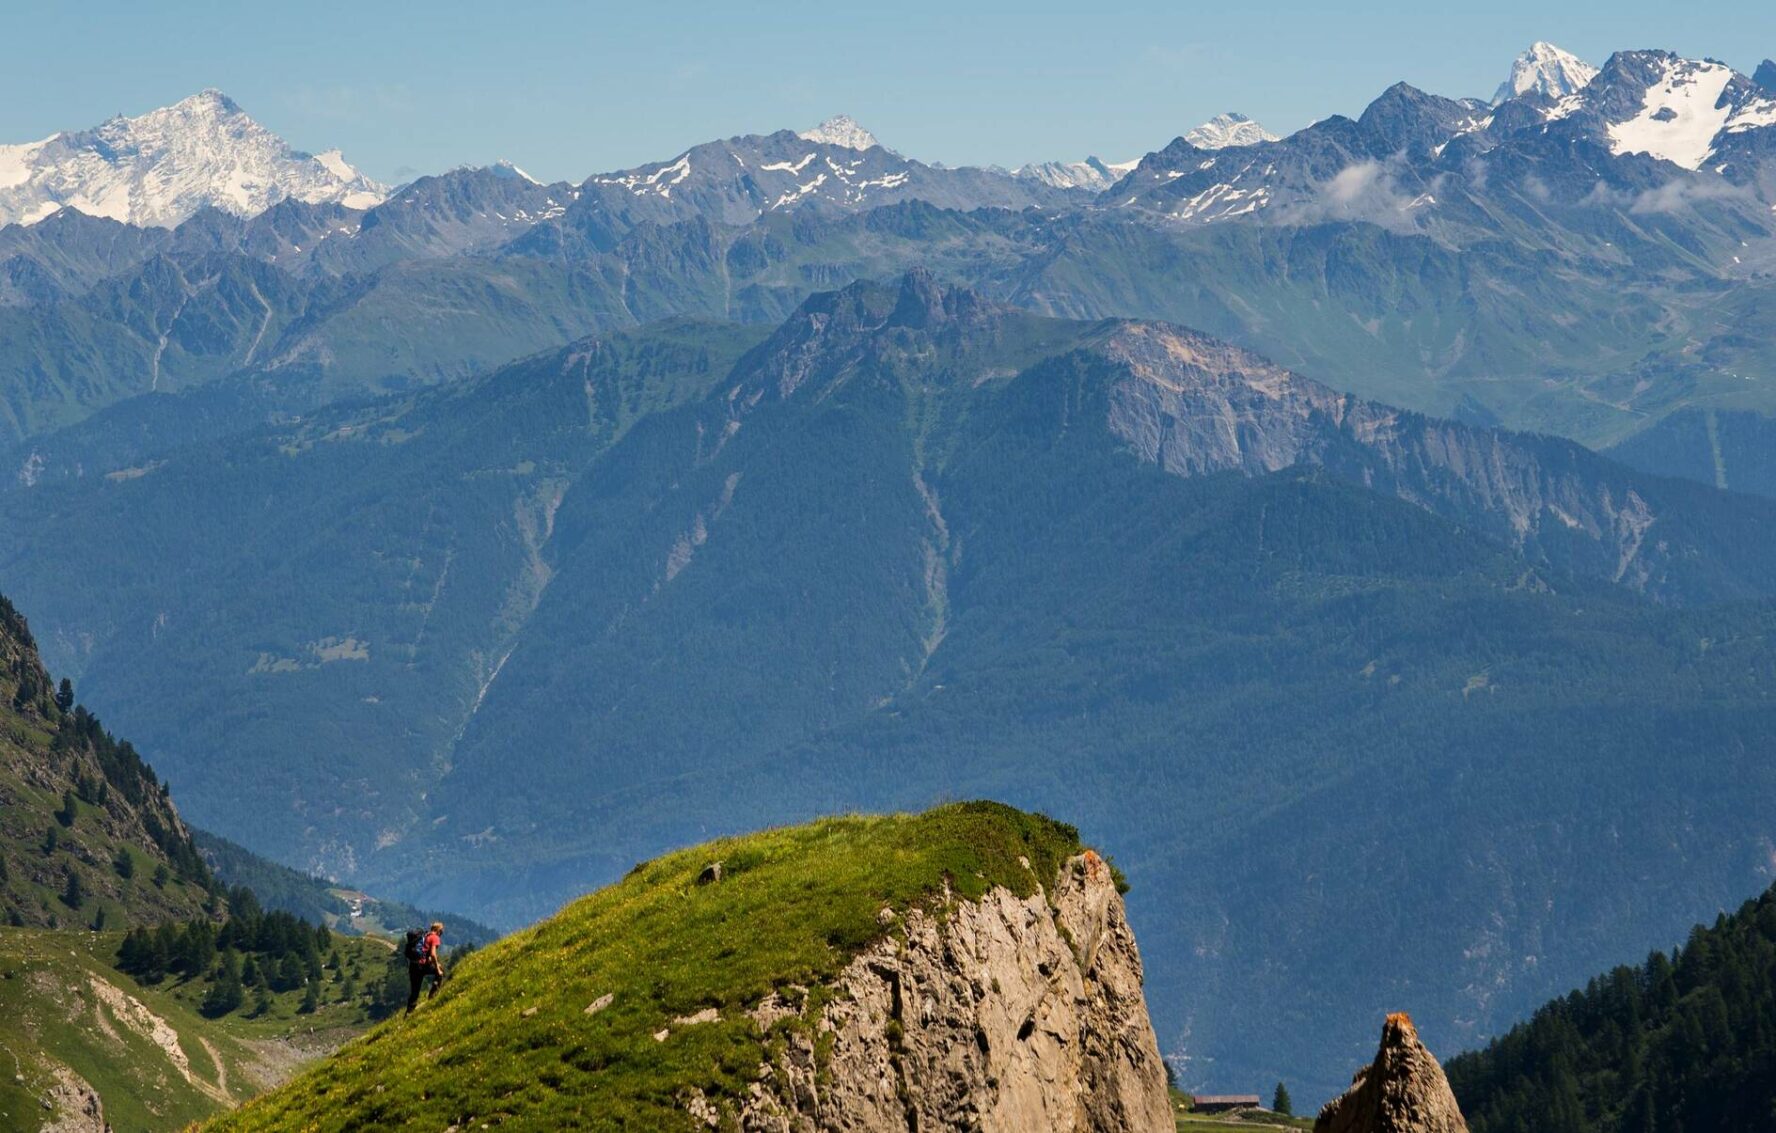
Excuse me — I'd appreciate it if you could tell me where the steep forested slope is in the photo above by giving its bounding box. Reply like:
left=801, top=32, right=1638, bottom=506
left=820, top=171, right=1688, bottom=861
left=193, top=830, right=498, bottom=946
left=1607, top=408, right=1776, bottom=500
left=1447, top=881, right=1776, bottom=1133
left=0, top=591, right=417, bottom=1129
left=0, top=594, right=213, bottom=928
left=0, top=320, right=765, bottom=868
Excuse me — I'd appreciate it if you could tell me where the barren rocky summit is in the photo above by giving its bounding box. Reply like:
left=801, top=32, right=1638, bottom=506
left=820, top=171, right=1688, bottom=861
left=1315, top=1012, right=1469, bottom=1133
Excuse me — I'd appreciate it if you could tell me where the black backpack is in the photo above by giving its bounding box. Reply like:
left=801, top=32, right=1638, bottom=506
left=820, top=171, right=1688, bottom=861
left=404, top=929, right=429, bottom=963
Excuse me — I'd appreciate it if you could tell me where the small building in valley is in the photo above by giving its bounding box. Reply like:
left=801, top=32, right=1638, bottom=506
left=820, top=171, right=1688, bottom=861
left=1192, top=1094, right=1262, bottom=1114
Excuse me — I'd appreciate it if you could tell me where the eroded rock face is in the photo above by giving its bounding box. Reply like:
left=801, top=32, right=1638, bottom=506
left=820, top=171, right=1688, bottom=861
left=1315, top=1013, right=1469, bottom=1133
left=735, top=851, right=1172, bottom=1132
left=1096, top=321, right=1715, bottom=603
left=40, top=1061, right=107, bottom=1133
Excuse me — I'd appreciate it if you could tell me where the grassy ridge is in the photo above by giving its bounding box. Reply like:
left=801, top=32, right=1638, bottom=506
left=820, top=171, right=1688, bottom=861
left=209, top=802, right=1082, bottom=1131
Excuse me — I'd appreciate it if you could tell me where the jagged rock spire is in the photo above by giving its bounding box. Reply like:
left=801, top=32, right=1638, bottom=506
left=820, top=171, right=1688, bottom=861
left=1315, top=1013, right=1469, bottom=1133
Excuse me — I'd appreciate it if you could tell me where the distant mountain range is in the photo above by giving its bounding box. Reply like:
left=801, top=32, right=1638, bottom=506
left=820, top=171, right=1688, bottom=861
left=1015, top=113, right=1279, bottom=192
left=2, top=42, right=1775, bottom=465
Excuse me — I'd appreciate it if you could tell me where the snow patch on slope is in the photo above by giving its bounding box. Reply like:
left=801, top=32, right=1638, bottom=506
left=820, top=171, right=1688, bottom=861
left=0, top=137, right=52, bottom=191
left=1607, top=58, right=1738, bottom=170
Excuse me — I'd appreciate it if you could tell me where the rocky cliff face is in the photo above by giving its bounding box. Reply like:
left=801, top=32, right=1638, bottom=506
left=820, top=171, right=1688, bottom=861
left=1315, top=1013, right=1469, bottom=1133
left=729, top=850, right=1172, bottom=1133
left=1097, top=319, right=1776, bottom=604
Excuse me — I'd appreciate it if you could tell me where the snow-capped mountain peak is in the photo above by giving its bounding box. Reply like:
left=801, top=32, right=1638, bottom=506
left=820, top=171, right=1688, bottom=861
left=1183, top=113, right=1280, bottom=150
left=1011, top=155, right=1138, bottom=192
left=797, top=115, right=882, bottom=152
left=488, top=159, right=541, bottom=184
left=0, top=90, right=386, bottom=228
left=1494, top=41, right=1599, bottom=104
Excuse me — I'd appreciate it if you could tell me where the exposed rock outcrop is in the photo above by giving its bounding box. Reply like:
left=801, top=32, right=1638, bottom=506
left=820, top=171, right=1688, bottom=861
left=40, top=1061, right=107, bottom=1133
left=735, top=850, right=1172, bottom=1132
left=1315, top=1013, right=1469, bottom=1133
left=1097, top=319, right=1773, bottom=604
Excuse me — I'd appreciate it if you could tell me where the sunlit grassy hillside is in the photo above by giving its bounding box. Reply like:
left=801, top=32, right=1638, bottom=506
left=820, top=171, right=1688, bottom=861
left=209, top=802, right=1084, bottom=1131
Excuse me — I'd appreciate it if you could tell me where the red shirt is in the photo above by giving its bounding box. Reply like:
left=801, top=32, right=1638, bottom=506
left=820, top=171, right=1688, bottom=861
left=424, top=931, right=442, bottom=961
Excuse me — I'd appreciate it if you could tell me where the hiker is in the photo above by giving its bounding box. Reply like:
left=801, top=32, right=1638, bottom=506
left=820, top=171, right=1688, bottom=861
left=405, top=921, right=445, bottom=1013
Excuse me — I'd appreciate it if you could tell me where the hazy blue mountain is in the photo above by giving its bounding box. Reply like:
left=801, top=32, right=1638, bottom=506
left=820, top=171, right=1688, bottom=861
left=543, top=122, right=1080, bottom=244
left=0, top=208, right=170, bottom=305
left=1605, top=408, right=1776, bottom=499
left=6, top=278, right=1776, bottom=1099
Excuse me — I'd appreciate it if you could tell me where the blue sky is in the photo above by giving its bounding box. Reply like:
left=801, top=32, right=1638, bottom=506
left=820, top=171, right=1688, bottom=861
left=4, top=0, right=1773, bottom=183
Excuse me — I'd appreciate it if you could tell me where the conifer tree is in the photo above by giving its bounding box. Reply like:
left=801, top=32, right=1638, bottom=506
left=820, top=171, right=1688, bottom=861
left=202, top=969, right=244, bottom=1017
left=1273, top=1082, right=1292, bottom=1116
left=117, top=927, right=150, bottom=973
left=277, top=953, right=305, bottom=992
left=60, top=869, right=85, bottom=909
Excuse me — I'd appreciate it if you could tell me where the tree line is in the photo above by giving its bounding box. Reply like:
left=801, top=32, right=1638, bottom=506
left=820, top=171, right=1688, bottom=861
left=114, top=884, right=472, bottom=1020
left=117, top=885, right=338, bottom=1016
